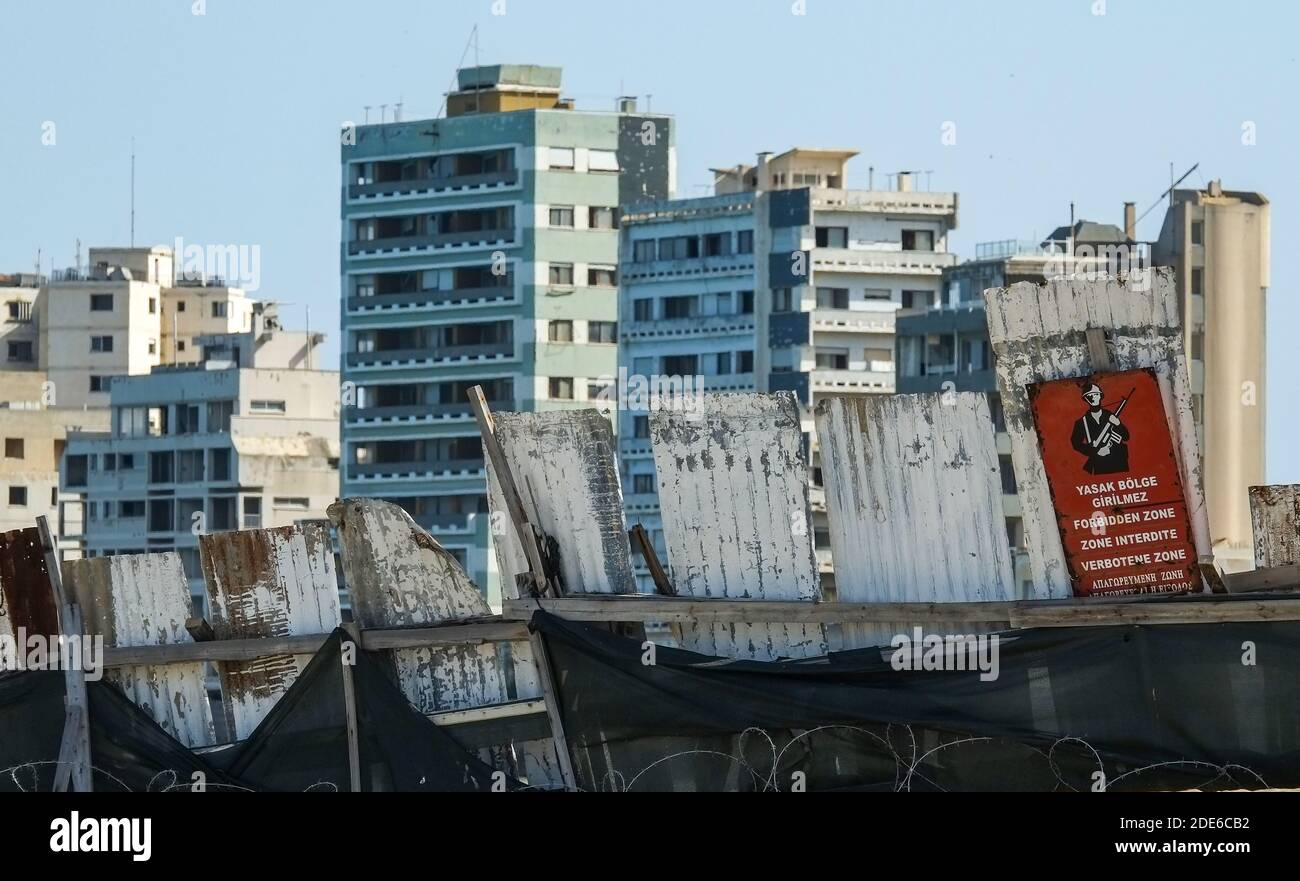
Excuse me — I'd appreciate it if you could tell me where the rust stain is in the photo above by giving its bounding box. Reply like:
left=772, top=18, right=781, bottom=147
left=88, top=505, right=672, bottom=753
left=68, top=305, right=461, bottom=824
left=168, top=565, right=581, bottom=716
left=0, top=527, right=60, bottom=636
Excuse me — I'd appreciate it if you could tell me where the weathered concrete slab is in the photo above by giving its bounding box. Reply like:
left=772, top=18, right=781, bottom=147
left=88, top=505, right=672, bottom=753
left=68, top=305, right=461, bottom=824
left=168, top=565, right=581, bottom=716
left=985, top=270, right=1210, bottom=598
left=63, top=553, right=215, bottom=747
left=1250, top=486, right=1300, bottom=567
left=488, top=410, right=636, bottom=596
left=200, top=524, right=341, bottom=740
left=815, top=393, right=1015, bottom=648
left=650, top=392, right=826, bottom=659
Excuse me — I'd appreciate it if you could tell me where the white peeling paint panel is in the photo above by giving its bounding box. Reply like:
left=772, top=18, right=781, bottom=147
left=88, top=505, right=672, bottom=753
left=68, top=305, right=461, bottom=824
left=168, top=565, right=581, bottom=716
left=492, top=409, right=636, bottom=595
left=63, top=553, right=216, bottom=748
left=651, top=392, right=827, bottom=660
left=200, top=524, right=342, bottom=740
left=984, top=270, right=1209, bottom=599
left=1249, top=486, right=1300, bottom=567
left=815, top=393, right=1015, bottom=649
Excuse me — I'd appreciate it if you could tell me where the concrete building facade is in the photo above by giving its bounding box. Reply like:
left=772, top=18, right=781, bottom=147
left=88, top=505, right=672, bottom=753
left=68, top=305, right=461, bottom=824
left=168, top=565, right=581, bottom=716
left=339, top=64, right=674, bottom=604
left=618, top=150, right=957, bottom=591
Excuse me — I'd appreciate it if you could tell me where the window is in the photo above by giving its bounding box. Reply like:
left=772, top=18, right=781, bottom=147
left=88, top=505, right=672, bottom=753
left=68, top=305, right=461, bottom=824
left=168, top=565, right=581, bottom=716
left=8, top=486, right=27, bottom=506
left=103, top=453, right=116, bottom=471
left=663, top=296, right=696, bottom=319
left=177, top=341, right=186, bottom=352
left=4, top=438, right=22, bottom=459
left=210, top=496, right=236, bottom=531
left=632, top=240, right=656, bottom=262
left=65, top=455, right=88, bottom=487
left=548, top=264, right=574, bottom=286
left=815, top=227, right=848, bottom=248
left=773, top=288, right=795, bottom=312
left=633, top=299, right=654, bottom=321
left=177, top=449, right=205, bottom=483
left=548, top=147, right=575, bottom=169
left=148, top=339, right=157, bottom=355
left=548, top=320, right=574, bottom=343
left=243, top=496, right=262, bottom=529
left=703, top=233, right=732, bottom=257
left=250, top=400, right=286, bottom=413
left=1191, top=268, right=1203, bottom=296
left=210, top=448, right=232, bottom=481
left=589, top=207, right=618, bottom=229
left=632, top=416, right=649, bottom=439
left=119, top=500, right=145, bottom=518
left=1191, top=221, right=1203, bottom=245
left=632, top=474, right=656, bottom=494
left=272, top=497, right=309, bottom=511
left=148, top=297, right=157, bottom=314
left=7, top=341, right=33, bottom=362
left=587, top=379, right=614, bottom=401
left=901, top=290, right=933, bottom=310
left=212, top=302, right=228, bottom=318
left=120, top=453, right=135, bottom=469
left=864, top=288, right=892, bottom=300
left=714, top=351, right=733, bottom=375
left=1190, top=331, right=1204, bottom=360
left=999, top=454, right=1017, bottom=495
left=588, top=149, right=619, bottom=172
left=207, top=400, right=234, bottom=433
left=549, top=206, right=575, bottom=227
left=148, top=499, right=174, bottom=533
left=902, top=229, right=934, bottom=251
left=659, top=236, right=700, bottom=260
left=150, top=451, right=174, bottom=483
left=815, top=348, right=849, bottom=369
left=737, top=351, right=754, bottom=372
left=662, top=354, right=698, bottom=375
left=89, top=375, right=111, bottom=393
left=588, top=266, right=617, bottom=287
left=91, top=335, right=114, bottom=353
left=737, top=230, right=754, bottom=254
left=738, top=291, right=755, bottom=314
left=548, top=377, right=574, bottom=399
left=176, top=300, right=187, bottom=312
left=589, top=321, right=617, bottom=344
left=90, top=293, right=114, bottom=311
left=816, top=287, right=849, bottom=309
left=175, top=404, right=200, bottom=434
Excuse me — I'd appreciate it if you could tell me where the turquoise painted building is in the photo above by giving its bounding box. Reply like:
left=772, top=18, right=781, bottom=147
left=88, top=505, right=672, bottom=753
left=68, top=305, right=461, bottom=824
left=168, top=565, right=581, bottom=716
left=339, top=65, right=674, bottom=605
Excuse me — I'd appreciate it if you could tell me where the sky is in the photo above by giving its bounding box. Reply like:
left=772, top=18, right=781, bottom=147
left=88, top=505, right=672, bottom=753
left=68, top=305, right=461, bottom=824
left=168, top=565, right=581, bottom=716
left=1, top=0, right=1295, bottom=481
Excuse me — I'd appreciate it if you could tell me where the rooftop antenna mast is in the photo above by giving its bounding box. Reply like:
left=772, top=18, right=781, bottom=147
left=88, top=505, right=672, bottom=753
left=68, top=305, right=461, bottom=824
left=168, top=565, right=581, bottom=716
left=130, top=138, right=136, bottom=248
left=473, top=24, right=481, bottom=115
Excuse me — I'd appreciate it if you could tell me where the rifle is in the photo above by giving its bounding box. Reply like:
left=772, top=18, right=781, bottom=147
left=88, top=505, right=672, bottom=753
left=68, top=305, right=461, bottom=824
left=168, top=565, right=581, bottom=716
left=1092, top=386, right=1137, bottom=449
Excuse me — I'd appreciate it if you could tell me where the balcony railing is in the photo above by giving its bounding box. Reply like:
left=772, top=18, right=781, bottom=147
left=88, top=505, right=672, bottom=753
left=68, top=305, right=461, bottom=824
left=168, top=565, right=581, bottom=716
left=348, top=229, right=514, bottom=255
left=809, top=369, right=895, bottom=394
left=348, top=169, right=519, bottom=200
left=346, top=285, right=514, bottom=313
left=344, top=400, right=511, bottom=423
left=621, top=313, right=757, bottom=339
left=347, top=459, right=484, bottom=479
left=810, top=308, right=895, bottom=334
left=345, top=341, right=514, bottom=367
left=811, top=248, right=956, bottom=275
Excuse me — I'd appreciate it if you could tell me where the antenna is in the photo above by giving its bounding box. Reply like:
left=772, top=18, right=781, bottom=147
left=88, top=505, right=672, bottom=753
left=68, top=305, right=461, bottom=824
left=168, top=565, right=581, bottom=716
left=394, top=95, right=404, bottom=122
left=1134, top=162, right=1199, bottom=228
left=379, top=103, right=388, bottom=124
left=473, top=24, right=480, bottom=115
left=363, top=105, right=371, bottom=124
left=75, top=238, right=81, bottom=273
left=130, top=138, right=136, bottom=248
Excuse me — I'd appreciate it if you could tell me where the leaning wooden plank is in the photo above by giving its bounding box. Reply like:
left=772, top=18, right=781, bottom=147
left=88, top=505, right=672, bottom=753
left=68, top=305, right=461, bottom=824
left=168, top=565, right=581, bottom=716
left=984, top=269, right=1211, bottom=599
left=489, top=409, right=637, bottom=596
left=62, top=553, right=215, bottom=748
left=328, top=498, right=564, bottom=787
left=815, top=393, right=1015, bottom=648
left=200, top=524, right=341, bottom=740
left=1250, top=486, right=1300, bottom=568
left=0, top=526, right=60, bottom=671
left=650, top=392, right=826, bottom=659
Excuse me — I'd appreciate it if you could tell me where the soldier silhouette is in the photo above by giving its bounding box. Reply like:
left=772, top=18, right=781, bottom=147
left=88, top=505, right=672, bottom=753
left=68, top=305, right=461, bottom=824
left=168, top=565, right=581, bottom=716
left=1070, top=383, right=1131, bottom=475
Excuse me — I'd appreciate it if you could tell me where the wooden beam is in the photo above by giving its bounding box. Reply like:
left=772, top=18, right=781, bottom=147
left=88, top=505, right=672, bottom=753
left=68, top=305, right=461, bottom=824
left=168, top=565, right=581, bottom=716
left=1222, top=563, right=1300, bottom=595
left=527, top=629, right=577, bottom=791
left=38, top=516, right=91, bottom=792
left=1086, top=327, right=1115, bottom=371
left=468, top=386, right=555, bottom=596
left=185, top=617, right=215, bottom=642
left=340, top=640, right=362, bottom=793
left=629, top=524, right=675, bottom=596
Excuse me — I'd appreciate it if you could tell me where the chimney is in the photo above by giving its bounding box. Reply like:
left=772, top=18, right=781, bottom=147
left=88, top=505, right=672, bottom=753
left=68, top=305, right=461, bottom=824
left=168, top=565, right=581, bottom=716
left=617, top=96, right=637, bottom=114
left=1208, top=179, right=1224, bottom=197
left=896, top=171, right=913, bottom=192
left=1123, top=202, right=1136, bottom=242
left=756, top=152, right=773, bottom=190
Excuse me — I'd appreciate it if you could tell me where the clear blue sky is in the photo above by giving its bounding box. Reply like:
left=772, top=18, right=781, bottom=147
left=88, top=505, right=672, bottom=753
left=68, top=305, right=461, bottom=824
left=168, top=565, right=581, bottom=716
left=1, top=0, right=1295, bottom=480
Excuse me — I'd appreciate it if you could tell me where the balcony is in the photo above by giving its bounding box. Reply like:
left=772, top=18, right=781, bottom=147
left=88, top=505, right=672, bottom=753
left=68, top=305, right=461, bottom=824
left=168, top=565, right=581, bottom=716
left=347, top=459, right=484, bottom=480
left=621, top=313, right=757, bottom=341
left=809, top=369, right=894, bottom=394
left=346, top=285, right=514, bottom=313
left=348, top=228, right=515, bottom=256
left=345, top=341, right=514, bottom=368
left=620, top=253, right=755, bottom=282
left=348, top=169, right=519, bottom=200
left=811, top=248, right=956, bottom=276
left=810, top=308, right=895, bottom=335
left=344, top=400, right=511, bottom=425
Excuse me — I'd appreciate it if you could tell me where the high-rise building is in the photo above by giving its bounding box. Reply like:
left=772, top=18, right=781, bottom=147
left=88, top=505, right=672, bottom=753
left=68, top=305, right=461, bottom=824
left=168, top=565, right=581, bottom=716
left=339, top=64, right=674, bottom=604
left=618, top=150, right=957, bottom=591
left=1154, top=180, right=1269, bottom=573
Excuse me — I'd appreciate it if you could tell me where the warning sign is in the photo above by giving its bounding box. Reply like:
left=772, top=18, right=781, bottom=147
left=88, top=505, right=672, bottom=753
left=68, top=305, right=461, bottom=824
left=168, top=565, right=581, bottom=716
left=1027, top=367, right=1199, bottom=598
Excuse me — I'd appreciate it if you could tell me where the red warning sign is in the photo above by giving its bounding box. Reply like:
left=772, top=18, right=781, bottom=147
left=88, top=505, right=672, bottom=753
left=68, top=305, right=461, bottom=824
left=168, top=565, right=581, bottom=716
left=1027, top=367, right=1199, bottom=598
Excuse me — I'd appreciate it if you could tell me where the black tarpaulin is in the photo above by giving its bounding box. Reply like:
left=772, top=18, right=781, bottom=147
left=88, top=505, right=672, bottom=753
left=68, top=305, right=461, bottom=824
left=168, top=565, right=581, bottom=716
left=530, top=611, right=1300, bottom=791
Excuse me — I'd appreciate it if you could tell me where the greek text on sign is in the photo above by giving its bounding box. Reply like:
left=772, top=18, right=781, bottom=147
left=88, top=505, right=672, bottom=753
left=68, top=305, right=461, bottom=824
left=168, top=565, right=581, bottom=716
left=1027, top=367, right=1199, bottom=597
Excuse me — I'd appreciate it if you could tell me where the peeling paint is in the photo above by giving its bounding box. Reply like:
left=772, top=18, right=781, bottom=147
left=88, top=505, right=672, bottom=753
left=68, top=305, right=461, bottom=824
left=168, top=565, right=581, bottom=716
left=650, top=393, right=826, bottom=659
left=1249, top=485, right=1300, bottom=567
left=63, top=553, right=215, bottom=747
left=815, top=394, right=1014, bottom=648
left=984, top=270, right=1210, bottom=599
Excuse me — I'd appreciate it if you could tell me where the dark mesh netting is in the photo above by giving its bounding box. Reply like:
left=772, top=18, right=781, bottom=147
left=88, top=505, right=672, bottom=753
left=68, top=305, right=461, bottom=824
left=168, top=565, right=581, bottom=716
left=530, top=612, right=1300, bottom=792
left=1, top=630, right=518, bottom=792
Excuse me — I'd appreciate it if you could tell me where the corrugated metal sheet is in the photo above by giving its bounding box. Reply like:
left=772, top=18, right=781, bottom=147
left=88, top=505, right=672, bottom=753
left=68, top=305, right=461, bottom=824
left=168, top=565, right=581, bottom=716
left=62, top=553, right=215, bottom=747
left=329, top=498, right=562, bottom=787
left=200, top=524, right=341, bottom=740
left=650, top=392, right=827, bottom=659
left=1250, top=485, right=1300, bottom=567
left=0, top=526, right=59, bottom=671
left=984, top=270, right=1210, bottom=598
left=489, top=410, right=636, bottom=595
left=815, top=393, right=1015, bottom=648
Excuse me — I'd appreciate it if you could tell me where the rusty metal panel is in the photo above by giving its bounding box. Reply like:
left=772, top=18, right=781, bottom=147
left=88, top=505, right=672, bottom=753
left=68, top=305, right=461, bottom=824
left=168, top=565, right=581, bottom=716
left=329, top=498, right=563, bottom=788
left=489, top=410, right=636, bottom=596
left=984, top=270, right=1210, bottom=599
left=650, top=392, right=826, bottom=660
left=200, top=524, right=341, bottom=740
left=1250, top=486, right=1300, bottom=567
left=0, top=527, right=59, bottom=671
left=62, top=553, right=215, bottom=747
left=815, top=393, right=1014, bottom=648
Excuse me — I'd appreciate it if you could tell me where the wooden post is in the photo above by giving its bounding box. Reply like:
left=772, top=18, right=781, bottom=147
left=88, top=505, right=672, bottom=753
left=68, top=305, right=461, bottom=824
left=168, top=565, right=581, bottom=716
left=37, top=516, right=92, bottom=792
left=467, top=386, right=556, bottom=596
left=526, top=629, right=577, bottom=791
left=1085, top=327, right=1114, bottom=371
left=340, top=640, right=362, bottom=793
left=630, top=524, right=675, bottom=596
